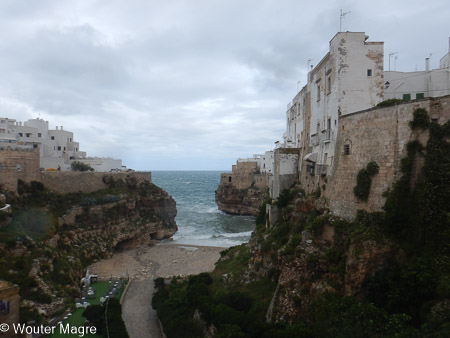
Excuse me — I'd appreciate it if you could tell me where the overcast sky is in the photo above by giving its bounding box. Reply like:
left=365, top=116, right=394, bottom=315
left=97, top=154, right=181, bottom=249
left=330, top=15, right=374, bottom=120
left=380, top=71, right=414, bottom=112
left=0, top=0, right=448, bottom=170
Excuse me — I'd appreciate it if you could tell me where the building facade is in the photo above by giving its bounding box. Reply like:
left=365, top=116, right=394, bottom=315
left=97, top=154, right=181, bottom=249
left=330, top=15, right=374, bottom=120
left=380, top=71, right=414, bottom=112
left=0, top=117, right=122, bottom=172
left=384, top=51, right=450, bottom=101
left=0, top=280, right=20, bottom=338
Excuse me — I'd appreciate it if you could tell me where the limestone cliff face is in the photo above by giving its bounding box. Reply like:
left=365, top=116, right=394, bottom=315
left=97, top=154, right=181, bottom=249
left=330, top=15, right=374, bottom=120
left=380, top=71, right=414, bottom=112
left=245, top=196, right=398, bottom=324
left=215, top=185, right=265, bottom=216
left=215, top=160, right=269, bottom=216
left=0, top=176, right=177, bottom=321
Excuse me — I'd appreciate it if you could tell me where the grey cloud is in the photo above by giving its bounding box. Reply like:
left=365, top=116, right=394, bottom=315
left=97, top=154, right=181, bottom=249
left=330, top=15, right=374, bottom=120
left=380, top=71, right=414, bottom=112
left=0, top=0, right=448, bottom=170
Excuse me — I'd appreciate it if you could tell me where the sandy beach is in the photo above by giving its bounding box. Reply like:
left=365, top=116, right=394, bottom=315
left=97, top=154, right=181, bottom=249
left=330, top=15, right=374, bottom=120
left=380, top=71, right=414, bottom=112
left=89, top=242, right=224, bottom=280
left=88, top=242, right=225, bottom=338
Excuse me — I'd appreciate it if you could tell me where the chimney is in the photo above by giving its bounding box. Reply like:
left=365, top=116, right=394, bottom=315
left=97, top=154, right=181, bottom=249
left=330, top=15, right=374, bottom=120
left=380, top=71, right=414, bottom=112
left=61, top=126, right=63, bottom=130
left=425, top=57, right=430, bottom=72
left=56, top=126, right=58, bottom=130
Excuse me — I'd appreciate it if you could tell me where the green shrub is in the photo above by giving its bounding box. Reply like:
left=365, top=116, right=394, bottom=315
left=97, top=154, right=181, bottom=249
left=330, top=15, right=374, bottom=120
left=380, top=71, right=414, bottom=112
left=71, top=161, right=94, bottom=172
left=376, top=98, right=403, bottom=107
left=353, top=161, right=379, bottom=201
left=276, top=189, right=295, bottom=208
left=154, top=277, right=165, bottom=290
left=409, top=108, right=430, bottom=130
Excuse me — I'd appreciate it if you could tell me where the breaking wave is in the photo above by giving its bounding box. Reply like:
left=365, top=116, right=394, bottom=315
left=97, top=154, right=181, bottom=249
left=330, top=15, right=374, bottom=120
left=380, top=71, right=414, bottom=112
left=152, top=171, right=256, bottom=247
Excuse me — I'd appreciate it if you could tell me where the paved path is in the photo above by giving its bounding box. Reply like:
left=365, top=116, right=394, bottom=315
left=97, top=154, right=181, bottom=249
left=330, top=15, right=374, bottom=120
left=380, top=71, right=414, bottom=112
left=122, top=278, right=163, bottom=338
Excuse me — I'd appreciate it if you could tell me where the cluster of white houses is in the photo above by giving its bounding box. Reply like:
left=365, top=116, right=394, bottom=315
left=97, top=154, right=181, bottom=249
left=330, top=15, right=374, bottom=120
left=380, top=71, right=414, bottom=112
left=0, top=117, right=123, bottom=172
left=236, top=32, right=450, bottom=198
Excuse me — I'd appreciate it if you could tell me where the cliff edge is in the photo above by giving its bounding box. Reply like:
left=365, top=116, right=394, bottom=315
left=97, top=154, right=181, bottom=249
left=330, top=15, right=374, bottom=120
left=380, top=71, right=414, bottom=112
left=0, top=173, right=177, bottom=322
left=215, top=160, right=269, bottom=216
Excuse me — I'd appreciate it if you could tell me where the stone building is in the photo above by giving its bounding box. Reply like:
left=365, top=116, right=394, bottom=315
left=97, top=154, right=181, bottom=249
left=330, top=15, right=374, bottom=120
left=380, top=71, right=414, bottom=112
left=277, top=32, right=384, bottom=197
left=0, top=280, right=20, bottom=338
left=0, top=147, right=40, bottom=192
left=219, top=31, right=450, bottom=220
left=216, top=158, right=269, bottom=215
left=219, top=159, right=268, bottom=191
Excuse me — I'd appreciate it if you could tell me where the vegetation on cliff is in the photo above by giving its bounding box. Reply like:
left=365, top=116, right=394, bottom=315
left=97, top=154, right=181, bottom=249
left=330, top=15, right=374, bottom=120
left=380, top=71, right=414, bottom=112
left=0, top=175, right=177, bottom=324
left=153, top=109, right=450, bottom=337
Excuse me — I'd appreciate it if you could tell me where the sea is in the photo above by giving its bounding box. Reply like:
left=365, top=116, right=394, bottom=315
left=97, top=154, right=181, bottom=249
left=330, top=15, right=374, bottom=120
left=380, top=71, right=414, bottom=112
left=151, top=171, right=256, bottom=248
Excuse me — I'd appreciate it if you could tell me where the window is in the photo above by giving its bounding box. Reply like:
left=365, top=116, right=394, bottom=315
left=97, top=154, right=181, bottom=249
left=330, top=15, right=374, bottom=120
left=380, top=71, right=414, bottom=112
left=317, top=85, right=321, bottom=101
left=57, top=146, right=61, bottom=151
left=416, top=93, right=424, bottom=99
left=327, top=118, right=331, bottom=140
left=38, top=133, right=42, bottom=137
left=63, top=147, right=66, bottom=151
left=16, top=164, right=21, bottom=171
left=344, top=144, right=350, bottom=155
left=228, top=176, right=232, bottom=183
left=51, top=136, right=55, bottom=140
left=19, top=133, right=23, bottom=137
left=367, top=69, right=372, bottom=76
left=33, top=144, right=38, bottom=149
left=402, top=93, right=411, bottom=101
left=327, top=77, right=331, bottom=94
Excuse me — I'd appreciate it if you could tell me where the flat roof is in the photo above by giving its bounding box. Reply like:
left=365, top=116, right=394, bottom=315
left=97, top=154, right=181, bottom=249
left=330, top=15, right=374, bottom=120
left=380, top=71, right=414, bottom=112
left=0, top=280, right=16, bottom=291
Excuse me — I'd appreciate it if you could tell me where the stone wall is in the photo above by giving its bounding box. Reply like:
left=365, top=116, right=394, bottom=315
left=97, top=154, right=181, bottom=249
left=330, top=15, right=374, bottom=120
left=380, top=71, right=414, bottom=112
left=0, top=281, right=20, bottom=338
left=216, top=160, right=269, bottom=215
left=0, top=147, right=40, bottom=193
left=219, top=161, right=269, bottom=191
left=39, top=171, right=152, bottom=194
left=325, top=95, right=450, bottom=219
left=270, top=148, right=299, bottom=199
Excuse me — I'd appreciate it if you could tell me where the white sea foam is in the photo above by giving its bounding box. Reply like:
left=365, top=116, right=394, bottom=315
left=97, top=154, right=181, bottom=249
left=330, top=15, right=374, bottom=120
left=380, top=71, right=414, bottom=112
left=212, top=231, right=253, bottom=238
left=151, top=171, right=256, bottom=248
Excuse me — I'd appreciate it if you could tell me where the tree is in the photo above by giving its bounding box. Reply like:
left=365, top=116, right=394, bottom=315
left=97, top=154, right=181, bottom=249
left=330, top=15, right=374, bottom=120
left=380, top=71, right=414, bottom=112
left=71, top=161, right=94, bottom=172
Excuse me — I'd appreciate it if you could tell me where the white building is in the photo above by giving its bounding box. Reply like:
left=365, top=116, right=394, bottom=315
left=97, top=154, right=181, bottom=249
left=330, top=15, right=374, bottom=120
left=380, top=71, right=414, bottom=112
left=280, top=32, right=384, bottom=180
left=0, top=117, right=123, bottom=172
left=305, top=32, right=384, bottom=174
left=384, top=50, right=450, bottom=100
left=229, top=32, right=450, bottom=200
left=259, top=151, right=274, bottom=174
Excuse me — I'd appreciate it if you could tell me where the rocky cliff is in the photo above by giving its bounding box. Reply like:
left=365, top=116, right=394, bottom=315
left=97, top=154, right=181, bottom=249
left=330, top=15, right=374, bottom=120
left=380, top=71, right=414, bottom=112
left=0, top=174, right=177, bottom=322
left=154, top=110, right=450, bottom=336
left=215, top=160, right=269, bottom=216
left=215, top=185, right=267, bottom=216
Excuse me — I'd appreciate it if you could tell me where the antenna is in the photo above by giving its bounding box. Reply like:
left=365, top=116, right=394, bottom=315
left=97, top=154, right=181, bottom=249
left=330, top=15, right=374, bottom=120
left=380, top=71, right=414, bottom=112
left=388, top=52, right=398, bottom=71
left=340, top=9, right=351, bottom=32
